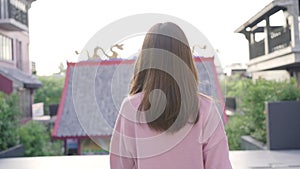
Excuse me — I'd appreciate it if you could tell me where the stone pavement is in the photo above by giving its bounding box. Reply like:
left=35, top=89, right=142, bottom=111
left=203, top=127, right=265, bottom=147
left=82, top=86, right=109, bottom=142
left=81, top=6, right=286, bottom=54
left=230, top=150, right=300, bottom=169
left=0, top=150, right=300, bottom=169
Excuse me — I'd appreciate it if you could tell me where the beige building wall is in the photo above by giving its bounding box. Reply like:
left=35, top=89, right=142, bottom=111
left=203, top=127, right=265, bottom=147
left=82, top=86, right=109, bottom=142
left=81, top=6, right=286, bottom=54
left=252, top=70, right=290, bottom=81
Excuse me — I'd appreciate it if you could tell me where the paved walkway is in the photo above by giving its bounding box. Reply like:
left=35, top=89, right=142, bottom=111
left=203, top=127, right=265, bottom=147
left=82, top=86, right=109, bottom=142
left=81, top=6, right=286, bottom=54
left=230, top=150, right=300, bottom=169
left=0, top=150, right=300, bottom=169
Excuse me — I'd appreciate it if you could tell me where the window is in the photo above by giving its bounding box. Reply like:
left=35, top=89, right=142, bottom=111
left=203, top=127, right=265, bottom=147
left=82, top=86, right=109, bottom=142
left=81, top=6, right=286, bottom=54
left=0, top=34, right=13, bottom=61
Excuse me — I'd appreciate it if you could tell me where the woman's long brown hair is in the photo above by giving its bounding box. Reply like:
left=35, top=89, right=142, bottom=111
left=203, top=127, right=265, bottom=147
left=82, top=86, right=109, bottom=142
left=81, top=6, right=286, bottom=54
left=129, top=22, right=199, bottom=133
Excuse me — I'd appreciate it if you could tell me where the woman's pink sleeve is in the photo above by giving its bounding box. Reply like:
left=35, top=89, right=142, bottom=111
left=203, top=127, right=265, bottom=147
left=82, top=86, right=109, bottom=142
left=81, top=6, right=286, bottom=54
left=110, top=99, right=136, bottom=169
left=203, top=120, right=232, bottom=169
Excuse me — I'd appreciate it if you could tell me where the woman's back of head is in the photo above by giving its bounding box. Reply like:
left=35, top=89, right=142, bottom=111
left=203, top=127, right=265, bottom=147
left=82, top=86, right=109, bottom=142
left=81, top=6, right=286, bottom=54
left=130, top=22, right=199, bottom=133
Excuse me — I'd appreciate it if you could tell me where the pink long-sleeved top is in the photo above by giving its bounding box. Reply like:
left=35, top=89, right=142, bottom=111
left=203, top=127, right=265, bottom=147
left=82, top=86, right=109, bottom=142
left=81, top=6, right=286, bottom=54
left=110, top=92, right=232, bottom=169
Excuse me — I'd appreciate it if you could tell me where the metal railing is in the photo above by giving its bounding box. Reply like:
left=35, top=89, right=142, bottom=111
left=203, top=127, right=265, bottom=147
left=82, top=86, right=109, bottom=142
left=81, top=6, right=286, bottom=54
left=250, top=39, right=265, bottom=59
left=249, top=26, right=291, bottom=59
left=0, top=0, right=28, bottom=28
left=8, top=1, right=28, bottom=26
left=269, top=26, right=291, bottom=52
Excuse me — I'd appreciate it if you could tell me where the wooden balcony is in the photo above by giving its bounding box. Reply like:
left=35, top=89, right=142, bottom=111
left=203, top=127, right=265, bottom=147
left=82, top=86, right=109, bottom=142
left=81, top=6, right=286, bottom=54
left=0, top=0, right=29, bottom=31
left=235, top=0, right=300, bottom=73
left=250, top=39, right=265, bottom=60
left=250, top=26, right=291, bottom=59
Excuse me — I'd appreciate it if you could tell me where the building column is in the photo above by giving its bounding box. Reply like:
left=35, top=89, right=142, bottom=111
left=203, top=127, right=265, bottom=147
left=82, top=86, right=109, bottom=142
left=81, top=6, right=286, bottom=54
left=64, top=140, right=67, bottom=155
left=77, top=139, right=81, bottom=155
left=264, top=17, right=271, bottom=55
left=29, top=89, right=33, bottom=118
left=249, top=32, right=255, bottom=59
left=295, top=71, right=300, bottom=86
left=285, top=2, right=300, bottom=50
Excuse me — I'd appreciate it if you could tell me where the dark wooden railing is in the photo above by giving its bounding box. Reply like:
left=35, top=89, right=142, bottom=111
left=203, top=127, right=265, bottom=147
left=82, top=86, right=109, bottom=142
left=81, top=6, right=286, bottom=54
left=8, top=2, right=28, bottom=26
left=269, top=26, right=291, bottom=52
left=0, top=0, right=28, bottom=31
left=250, top=39, right=265, bottom=59
left=249, top=26, right=291, bottom=59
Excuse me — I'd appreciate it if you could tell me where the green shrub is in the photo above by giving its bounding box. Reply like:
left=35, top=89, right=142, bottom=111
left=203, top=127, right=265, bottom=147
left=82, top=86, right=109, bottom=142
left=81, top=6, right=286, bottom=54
left=18, top=121, right=63, bottom=156
left=240, top=78, right=300, bottom=143
left=0, top=92, right=21, bottom=151
left=0, top=91, right=63, bottom=156
left=223, top=77, right=300, bottom=149
left=225, top=115, right=252, bottom=150
left=221, top=75, right=252, bottom=110
left=34, top=76, right=64, bottom=115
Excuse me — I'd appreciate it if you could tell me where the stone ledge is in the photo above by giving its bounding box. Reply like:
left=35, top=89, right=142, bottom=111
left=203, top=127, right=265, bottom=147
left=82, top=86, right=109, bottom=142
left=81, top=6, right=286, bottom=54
left=0, top=145, right=24, bottom=158
left=241, top=135, right=267, bottom=150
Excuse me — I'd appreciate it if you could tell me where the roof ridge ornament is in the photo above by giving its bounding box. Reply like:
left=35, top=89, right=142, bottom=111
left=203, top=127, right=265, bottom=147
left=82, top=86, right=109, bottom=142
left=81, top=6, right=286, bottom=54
left=75, top=43, right=124, bottom=61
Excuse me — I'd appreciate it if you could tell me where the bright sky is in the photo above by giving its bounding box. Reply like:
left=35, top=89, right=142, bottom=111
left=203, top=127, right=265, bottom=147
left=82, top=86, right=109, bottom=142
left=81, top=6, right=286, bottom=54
left=28, top=0, right=273, bottom=76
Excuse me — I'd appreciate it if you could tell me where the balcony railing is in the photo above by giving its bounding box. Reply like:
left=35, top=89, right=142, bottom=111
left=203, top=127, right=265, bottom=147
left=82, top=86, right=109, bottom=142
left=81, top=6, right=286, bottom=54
left=250, top=40, right=265, bottom=60
left=269, top=26, right=291, bottom=52
left=8, top=1, right=28, bottom=26
left=0, top=0, right=28, bottom=31
left=249, top=26, right=291, bottom=59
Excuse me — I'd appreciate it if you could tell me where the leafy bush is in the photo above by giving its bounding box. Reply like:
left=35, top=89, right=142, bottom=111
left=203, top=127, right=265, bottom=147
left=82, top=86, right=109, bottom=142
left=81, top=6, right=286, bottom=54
left=223, top=77, right=300, bottom=150
left=240, top=78, right=300, bottom=143
left=34, top=76, right=64, bottom=115
left=17, top=121, right=63, bottom=156
left=0, top=92, right=21, bottom=151
left=225, top=115, right=252, bottom=150
left=0, top=91, right=63, bottom=156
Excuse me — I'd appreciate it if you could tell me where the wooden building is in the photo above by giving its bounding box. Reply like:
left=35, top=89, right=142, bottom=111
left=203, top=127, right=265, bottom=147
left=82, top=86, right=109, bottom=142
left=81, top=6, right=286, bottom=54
left=235, top=0, right=300, bottom=82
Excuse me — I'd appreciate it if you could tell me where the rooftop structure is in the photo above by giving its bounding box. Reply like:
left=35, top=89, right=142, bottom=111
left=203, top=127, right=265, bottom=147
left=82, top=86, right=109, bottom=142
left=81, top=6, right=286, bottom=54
left=235, top=0, right=300, bottom=83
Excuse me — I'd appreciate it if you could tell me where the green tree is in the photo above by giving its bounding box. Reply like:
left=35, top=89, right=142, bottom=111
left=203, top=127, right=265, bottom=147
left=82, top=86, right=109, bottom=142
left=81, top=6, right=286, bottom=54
left=0, top=92, right=21, bottom=151
left=0, top=91, right=63, bottom=156
left=34, top=76, right=64, bottom=115
left=17, top=121, right=63, bottom=156
left=57, top=62, right=66, bottom=75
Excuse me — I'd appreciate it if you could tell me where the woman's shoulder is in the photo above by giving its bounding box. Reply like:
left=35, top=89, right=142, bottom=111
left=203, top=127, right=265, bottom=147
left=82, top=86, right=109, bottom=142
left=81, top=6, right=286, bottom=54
left=197, top=92, right=216, bottom=118
left=120, top=92, right=143, bottom=113
left=197, top=92, right=213, bottom=104
left=122, top=92, right=143, bottom=106
left=117, top=93, right=143, bottom=125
